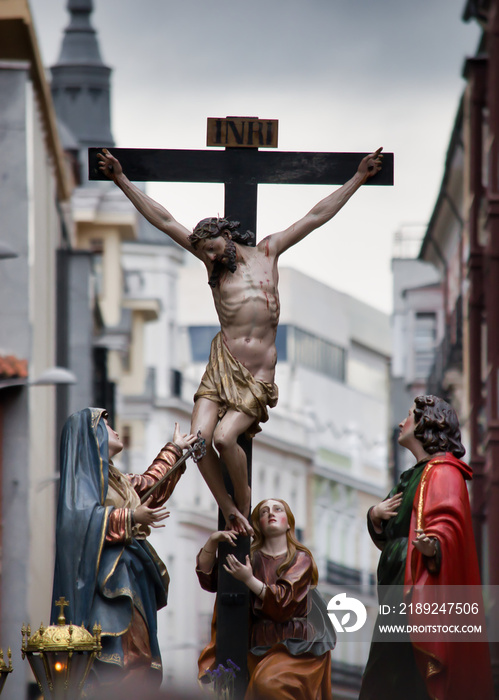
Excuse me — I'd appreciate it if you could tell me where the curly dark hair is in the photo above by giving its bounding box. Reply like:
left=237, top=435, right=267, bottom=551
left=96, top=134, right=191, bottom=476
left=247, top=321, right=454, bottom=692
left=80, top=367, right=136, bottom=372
left=188, top=217, right=253, bottom=248
left=413, top=395, right=465, bottom=458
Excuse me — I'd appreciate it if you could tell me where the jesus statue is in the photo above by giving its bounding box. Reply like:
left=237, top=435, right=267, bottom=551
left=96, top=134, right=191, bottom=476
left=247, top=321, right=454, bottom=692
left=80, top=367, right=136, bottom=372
left=97, top=147, right=383, bottom=534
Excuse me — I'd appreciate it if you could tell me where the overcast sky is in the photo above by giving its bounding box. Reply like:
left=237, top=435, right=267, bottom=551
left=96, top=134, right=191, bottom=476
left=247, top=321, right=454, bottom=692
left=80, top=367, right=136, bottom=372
left=31, top=1, right=480, bottom=313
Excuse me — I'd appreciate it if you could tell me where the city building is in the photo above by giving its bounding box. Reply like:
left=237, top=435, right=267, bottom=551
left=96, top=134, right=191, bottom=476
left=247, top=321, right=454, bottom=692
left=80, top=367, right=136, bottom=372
left=0, top=2, right=74, bottom=698
left=390, top=2, right=499, bottom=690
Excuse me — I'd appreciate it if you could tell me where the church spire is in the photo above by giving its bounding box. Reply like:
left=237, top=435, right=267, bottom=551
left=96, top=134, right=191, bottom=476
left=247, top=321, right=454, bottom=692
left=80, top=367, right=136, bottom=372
left=51, top=0, right=114, bottom=179
left=55, top=0, right=103, bottom=66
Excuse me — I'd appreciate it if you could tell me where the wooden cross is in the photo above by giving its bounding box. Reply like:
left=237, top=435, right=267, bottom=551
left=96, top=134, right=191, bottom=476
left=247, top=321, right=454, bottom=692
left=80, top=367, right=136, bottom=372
left=89, top=143, right=393, bottom=244
left=88, top=121, right=393, bottom=696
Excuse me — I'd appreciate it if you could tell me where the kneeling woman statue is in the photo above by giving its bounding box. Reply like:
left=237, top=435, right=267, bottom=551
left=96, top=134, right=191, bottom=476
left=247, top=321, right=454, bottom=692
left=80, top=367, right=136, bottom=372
left=51, top=407, right=195, bottom=691
left=197, top=498, right=335, bottom=699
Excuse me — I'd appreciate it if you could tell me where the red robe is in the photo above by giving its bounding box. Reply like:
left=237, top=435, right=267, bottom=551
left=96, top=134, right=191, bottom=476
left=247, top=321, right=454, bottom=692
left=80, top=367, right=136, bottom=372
left=404, top=453, right=493, bottom=700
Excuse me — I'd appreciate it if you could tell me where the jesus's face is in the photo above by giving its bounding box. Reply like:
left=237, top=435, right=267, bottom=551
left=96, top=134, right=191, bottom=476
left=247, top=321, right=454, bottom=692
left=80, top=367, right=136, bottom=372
left=197, top=234, right=237, bottom=276
left=197, top=234, right=232, bottom=264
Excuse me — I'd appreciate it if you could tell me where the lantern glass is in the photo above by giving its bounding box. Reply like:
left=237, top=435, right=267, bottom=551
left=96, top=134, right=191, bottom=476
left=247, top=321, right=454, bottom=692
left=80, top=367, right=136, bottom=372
left=0, top=674, right=8, bottom=694
left=65, top=652, right=95, bottom=696
left=26, top=649, right=96, bottom=699
left=26, top=653, right=53, bottom=699
left=48, top=651, right=71, bottom=697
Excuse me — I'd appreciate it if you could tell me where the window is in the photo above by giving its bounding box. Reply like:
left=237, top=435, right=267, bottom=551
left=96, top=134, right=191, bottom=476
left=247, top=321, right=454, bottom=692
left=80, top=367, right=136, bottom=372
left=120, top=425, right=131, bottom=472
left=90, top=238, right=103, bottom=297
left=275, top=324, right=287, bottom=361
left=188, top=326, right=220, bottom=362
left=287, top=326, right=345, bottom=382
left=348, top=342, right=387, bottom=397
left=414, top=312, right=437, bottom=378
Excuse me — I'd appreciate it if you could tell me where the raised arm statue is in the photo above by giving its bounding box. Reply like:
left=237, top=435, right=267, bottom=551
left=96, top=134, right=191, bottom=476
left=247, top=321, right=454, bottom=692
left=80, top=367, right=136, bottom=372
left=97, top=148, right=383, bottom=534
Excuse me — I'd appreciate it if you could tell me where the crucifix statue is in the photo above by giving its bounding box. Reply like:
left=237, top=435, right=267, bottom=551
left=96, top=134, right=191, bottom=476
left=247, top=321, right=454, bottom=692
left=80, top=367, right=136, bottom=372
left=95, top=137, right=384, bottom=534
left=90, top=119, right=392, bottom=694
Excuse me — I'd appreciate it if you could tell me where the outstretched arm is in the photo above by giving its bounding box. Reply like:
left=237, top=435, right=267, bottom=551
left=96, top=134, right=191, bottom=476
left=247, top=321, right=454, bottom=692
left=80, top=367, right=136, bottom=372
left=262, top=148, right=383, bottom=257
left=97, top=149, right=198, bottom=255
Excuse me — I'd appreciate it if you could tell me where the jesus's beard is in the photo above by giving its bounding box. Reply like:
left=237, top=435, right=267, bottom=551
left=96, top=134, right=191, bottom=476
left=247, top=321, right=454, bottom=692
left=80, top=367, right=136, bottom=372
left=208, top=239, right=237, bottom=287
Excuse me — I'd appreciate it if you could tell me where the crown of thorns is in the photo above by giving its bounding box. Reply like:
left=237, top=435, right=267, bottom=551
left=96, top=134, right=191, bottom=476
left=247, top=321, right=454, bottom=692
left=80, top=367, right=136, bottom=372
left=188, top=217, right=241, bottom=247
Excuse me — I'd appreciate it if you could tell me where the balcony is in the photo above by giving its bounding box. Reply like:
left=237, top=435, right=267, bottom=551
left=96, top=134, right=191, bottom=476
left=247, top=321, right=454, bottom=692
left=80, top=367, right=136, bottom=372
left=426, top=296, right=463, bottom=399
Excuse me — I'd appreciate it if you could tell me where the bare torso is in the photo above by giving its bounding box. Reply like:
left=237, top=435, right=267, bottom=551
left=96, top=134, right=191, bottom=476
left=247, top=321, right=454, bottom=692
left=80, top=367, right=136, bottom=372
left=209, top=242, right=280, bottom=383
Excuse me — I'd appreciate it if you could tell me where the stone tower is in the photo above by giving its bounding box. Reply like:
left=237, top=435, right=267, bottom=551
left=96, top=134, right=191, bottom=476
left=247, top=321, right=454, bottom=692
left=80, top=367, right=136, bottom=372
left=50, top=0, right=114, bottom=181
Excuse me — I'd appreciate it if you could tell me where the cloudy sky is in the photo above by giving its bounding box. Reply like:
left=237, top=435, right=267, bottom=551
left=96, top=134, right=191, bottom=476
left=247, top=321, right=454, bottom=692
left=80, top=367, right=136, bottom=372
left=32, top=0, right=480, bottom=312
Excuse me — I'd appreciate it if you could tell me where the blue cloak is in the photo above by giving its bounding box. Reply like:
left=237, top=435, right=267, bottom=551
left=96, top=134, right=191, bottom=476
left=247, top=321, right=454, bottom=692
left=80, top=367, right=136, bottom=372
left=52, top=408, right=167, bottom=673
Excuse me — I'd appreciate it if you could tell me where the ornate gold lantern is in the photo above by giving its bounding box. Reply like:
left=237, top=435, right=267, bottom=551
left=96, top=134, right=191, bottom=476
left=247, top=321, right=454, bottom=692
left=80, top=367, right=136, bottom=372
left=0, top=648, right=13, bottom=694
left=22, top=597, right=101, bottom=699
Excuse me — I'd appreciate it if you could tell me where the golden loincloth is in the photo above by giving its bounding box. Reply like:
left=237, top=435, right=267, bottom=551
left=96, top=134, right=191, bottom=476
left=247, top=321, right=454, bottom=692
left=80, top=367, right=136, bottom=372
left=194, top=332, right=278, bottom=439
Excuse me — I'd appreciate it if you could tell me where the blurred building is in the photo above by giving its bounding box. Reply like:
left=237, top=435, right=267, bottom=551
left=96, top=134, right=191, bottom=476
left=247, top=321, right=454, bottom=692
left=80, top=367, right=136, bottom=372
left=391, top=231, right=446, bottom=477
left=0, top=2, right=74, bottom=698
left=391, top=1, right=499, bottom=691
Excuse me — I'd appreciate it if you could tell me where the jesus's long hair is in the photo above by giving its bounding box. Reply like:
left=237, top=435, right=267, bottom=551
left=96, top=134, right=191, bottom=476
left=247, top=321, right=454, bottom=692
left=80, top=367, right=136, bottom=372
left=250, top=498, right=318, bottom=586
left=188, top=217, right=253, bottom=248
